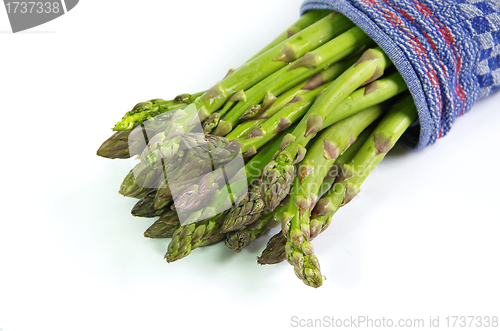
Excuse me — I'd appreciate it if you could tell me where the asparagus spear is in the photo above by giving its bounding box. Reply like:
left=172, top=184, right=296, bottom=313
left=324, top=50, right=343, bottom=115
left=203, top=9, right=333, bottom=134
left=119, top=163, right=162, bottom=199
left=96, top=131, right=131, bottom=159
left=141, top=131, right=243, bottom=174
left=165, top=185, right=240, bottom=262
left=155, top=14, right=355, bottom=146
left=223, top=74, right=320, bottom=140
left=257, top=233, right=287, bottom=265
left=166, top=213, right=226, bottom=262
left=238, top=72, right=405, bottom=156
left=209, top=27, right=371, bottom=136
left=108, top=12, right=329, bottom=131
left=144, top=211, right=180, bottom=238
left=283, top=105, right=386, bottom=287
left=291, top=95, right=417, bottom=262
left=260, top=95, right=417, bottom=274
left=98, top=110, right=179, bottom=159
left=131, top=191, right=167, bottom=218
left=257, top=124, right=374, bottom=264
left=98, top=12, right=336, bottom=158
left=103, top=14, right=354, bottom=162
left=325, top=93, right=418, bottom=210
left=260, top=47, right=392, bottom=211
left=220, top=183, right=266, bottom=233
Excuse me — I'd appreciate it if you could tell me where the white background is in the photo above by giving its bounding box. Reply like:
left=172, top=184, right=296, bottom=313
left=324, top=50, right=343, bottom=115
left=1, top=1, right=499, bottom=330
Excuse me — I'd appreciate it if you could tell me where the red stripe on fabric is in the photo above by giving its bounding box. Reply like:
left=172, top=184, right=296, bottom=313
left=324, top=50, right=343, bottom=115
left=378, top=0, right=443, bottom=113
left=415, top=0, right=467, bottom=104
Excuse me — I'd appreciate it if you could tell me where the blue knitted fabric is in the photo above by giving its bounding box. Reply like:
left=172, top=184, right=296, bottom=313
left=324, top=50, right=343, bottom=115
left=301, top=0, right=500, bottom=149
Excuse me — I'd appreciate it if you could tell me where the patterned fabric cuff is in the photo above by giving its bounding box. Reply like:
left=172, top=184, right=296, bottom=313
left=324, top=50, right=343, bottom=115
left=301, top=0, right=500, bottom=149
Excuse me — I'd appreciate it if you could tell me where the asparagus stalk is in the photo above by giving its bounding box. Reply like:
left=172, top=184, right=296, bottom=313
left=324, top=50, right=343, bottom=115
left=257, top=124, right=373, bottom=265
left=203, top=10, right=335, bottom=134
left=144, top=211, right=180, bottom=238
left=326, top=93, right=418, bottom=209
left=107, top=12, right=329, bottom=133
left=98, top=110, right=179, bottom=160
left=323, top=71, right=407, bottom=128
left=98, top=12, right=336, bottom=158
left=265, top=94, right=416, bottom=278
left=289, top=95, right=417, bottom=262
left=283, top=105, right=386, bottom=287
left=209, top=27, right=371, bottom=136
left=129, top=15, right=356, bottom=158
left=260, top=47, right=392, bottom=211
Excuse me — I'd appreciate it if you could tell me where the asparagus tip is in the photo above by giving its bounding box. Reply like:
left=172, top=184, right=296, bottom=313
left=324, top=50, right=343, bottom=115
left=279, top=133, right=296, bottom=153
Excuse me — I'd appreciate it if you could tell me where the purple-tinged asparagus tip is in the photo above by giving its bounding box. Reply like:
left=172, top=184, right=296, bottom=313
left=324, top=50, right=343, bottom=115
left=274, top=117, right=292, bottom=133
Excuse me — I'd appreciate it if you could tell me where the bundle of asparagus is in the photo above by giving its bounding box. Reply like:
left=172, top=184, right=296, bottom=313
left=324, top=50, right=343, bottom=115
left=97, top=10, right=418, bottom=288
